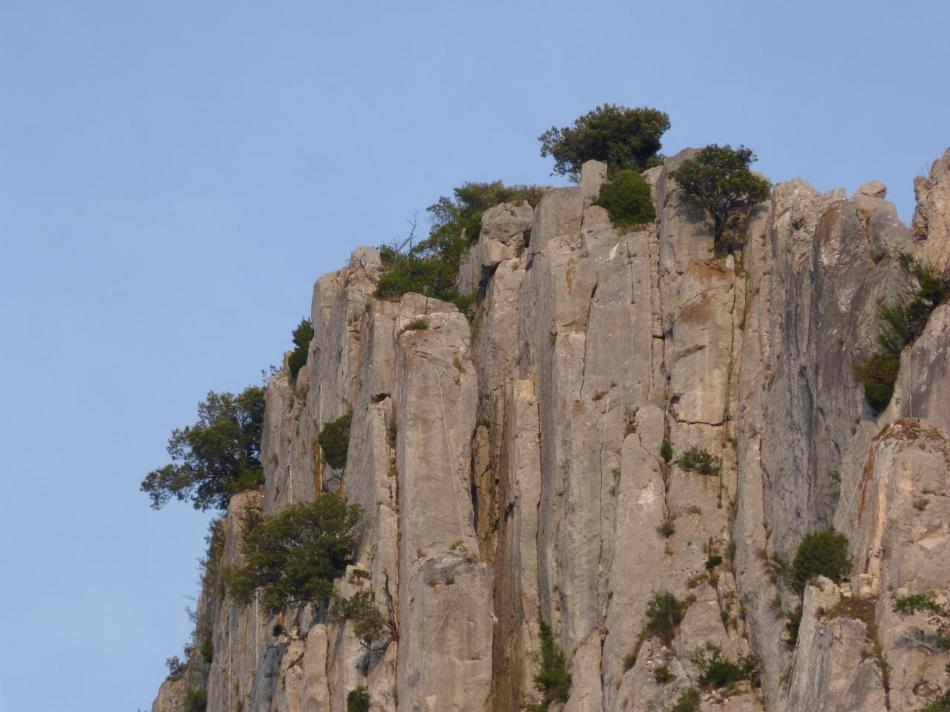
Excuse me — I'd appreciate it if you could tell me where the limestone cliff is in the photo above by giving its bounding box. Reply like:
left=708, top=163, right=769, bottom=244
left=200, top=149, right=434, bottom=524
left=152, top=149, right=950, bottom=712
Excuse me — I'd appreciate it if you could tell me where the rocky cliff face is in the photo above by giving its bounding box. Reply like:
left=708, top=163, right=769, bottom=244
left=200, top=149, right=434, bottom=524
left=152, top=149, right=950, bottom=712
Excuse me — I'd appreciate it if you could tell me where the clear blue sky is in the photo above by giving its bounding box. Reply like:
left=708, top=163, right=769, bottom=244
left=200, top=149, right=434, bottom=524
left=0, top=1, right=946, bottom=709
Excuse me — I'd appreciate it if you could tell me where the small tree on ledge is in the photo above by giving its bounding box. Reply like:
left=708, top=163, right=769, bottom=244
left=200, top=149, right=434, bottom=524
left=539, top=104, right=671, bottom=181
left=671, top=144, right=770, bottom=245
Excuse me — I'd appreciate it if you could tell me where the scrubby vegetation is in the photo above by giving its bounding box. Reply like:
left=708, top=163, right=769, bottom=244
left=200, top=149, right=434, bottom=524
left=538, top=104, right=670, bottom=180
left=526, top=621, right=572, bottom=711
left=288, top=318, right=314, bottom=382
left=660, top=439, right=673, bottom=463
left=400, top=318, right=429, bottom=333
left=670, top=144, right=770, bottom=245
left=346, top=688, right=371, bottom=712
left=691, top=648, right=758, bottom=689
left=644, top=592, right=688, bottom=646
left=375, top=181, right=542, bottom=306
left=338, top=590, right=396, bottom=651
left=318, top=411, right=352, bottom=470
left=893, top=592, right=950, bottom=649
left=784, top=607, right=802, bottom=646
left=789, top=528, right=850, bottom=593
left=224, top=494, right=362, bottom=613
left=918, top=692, right=950, bottom=712
left=671, top=688, right=701, bottom=712
left=141, top=386, right=266, bottom=511
left=656, top=517, right=676, bottom=538
left=184, top=688, right=208, bottom=712
left=594, top=169, right=656, bottom=228
left=677, top=446, right=720, bottom=476
left=855, top=256, right=950, bottom=412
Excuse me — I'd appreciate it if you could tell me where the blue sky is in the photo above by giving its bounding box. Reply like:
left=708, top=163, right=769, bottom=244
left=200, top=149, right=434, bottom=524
left=0, top=1, right=947, bottom=710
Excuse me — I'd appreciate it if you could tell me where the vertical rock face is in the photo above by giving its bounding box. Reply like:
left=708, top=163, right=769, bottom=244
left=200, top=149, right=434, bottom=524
left=152, top=150, right=950, bottom=711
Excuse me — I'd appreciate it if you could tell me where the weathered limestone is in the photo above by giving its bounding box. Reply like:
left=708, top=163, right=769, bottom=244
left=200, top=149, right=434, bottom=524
left=913, top=148, right=950, bottom=266
left=154, top=148, right=950, bottom=712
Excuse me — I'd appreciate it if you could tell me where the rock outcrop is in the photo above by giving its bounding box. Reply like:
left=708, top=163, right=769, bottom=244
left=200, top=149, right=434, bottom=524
left=152, top=149, right=950, bottom=712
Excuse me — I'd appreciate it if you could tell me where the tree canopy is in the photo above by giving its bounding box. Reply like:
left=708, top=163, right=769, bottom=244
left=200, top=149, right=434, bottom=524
left=224, top=494, right=362, bottom=613
left=140, top=386, right=265, bottom=511
left=670, top=144, right=770, bottom=243
left=538, top=104, right=670, bottom=181
left=374, top=181, right=542, bottom=305
left=287, top=318, right=313, bottom=382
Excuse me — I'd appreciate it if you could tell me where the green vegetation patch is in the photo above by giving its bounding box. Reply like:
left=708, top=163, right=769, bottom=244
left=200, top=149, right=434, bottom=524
left=644, top=591, right=688, bottom=646
left=670, top=144, right=770, bottom=245
left=346, top=688, right=371, bottom=712
left=318, top=411, right=353, bottom=470
left=692, top=649, right=758, bottom=689
left=538, top=104, right=670, bottom=180
left=790, top=528, right=850, bottom=593
left=671, top=688, right=701, bottom=712
left=140, top=386, right=265, bottom=511
left=288, top=318, right=314, bottom=382
left=677, top=446, right=720, bottom=476
left=595, top=169, right=656, bottom=228
left=855, top=257, right=950, bottom=413
left=375, top=181, right=541, bottom=306
left=526, top=621, right=572, bottom=711
left=224, top=494, right=362, bottom=613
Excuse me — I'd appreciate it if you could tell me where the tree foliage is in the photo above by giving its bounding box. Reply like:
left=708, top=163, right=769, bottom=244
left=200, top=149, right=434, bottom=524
left=318, top=411, right=352, bottom=470
left=141, top=386, right=265, bottom=511
left=375, top=182, right=542, bottom=306
left=538, top=104, right=670, bottom=180
left=338, top=590, right=395, bottom=651
left=346, top=689, right=371, bottom=712
left=526, top=621, right=572, bottom=711
left=790, top=528, right=850, bottom=593
left=855, top=257, right=950, bottom=412
left=288, top=318, right=314, bottom=382
left=224, top=494, right=362, bottom=613
left=594, top=169, right=656, bottom=228
left=644, top=591, right=688, bottom=645
left=670, top=145, right=770, bottom=243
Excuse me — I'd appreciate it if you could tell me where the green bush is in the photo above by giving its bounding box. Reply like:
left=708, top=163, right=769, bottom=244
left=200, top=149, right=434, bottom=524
left=790, top=529, right=850, bottom=593
left=594, top=169, right=656, bottom=228
left=785, top=607, right=802, bottom=646
left=164, top=656, right=186, bottom=679
left=656, top=518, right=676, bottom=538
left=918, top=691, right=950, bottom=712
left=693, top=650, right=758, bottom=688
left=660, top=439, right=673, bottom=463
left=375, top=181, right=541, bottom=305
left=526, top=621, right=572, bottom=711
left=224, top=494, right=362, bottom=613
left=184, top=689, right=207, bottom=712
left=671, top=688, right=701, bottom=712
left=338, top=591, right=394, bottom=651
left=670, top=144, right=770, bottom=244
left=677, top=446, right=720, bottom=476
left=705, top=555, right=723, bottom=571
left=644, top=592, right=687, bottom=646
left=894, top=592, right=945, bottom=616
left=538, top=104, right=670, bottom=180
left=319, top=411, right=352, bottom=470
left=400, top=318, right=429, bottom=333
left=288, top=318, right=314, bottom=382
left=200, top=635, right=213, bottom=664
left=346, top=688, right=371, bottom=712
left=893, top=592, right=950, bottom=649
left=141, top=386, right=266, bottom=511
left=855, top=258, right=949, bottom=413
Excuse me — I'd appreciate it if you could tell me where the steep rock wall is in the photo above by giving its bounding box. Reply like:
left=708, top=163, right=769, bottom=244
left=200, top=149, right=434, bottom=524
left=153, top=149, right=950, bottom=712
